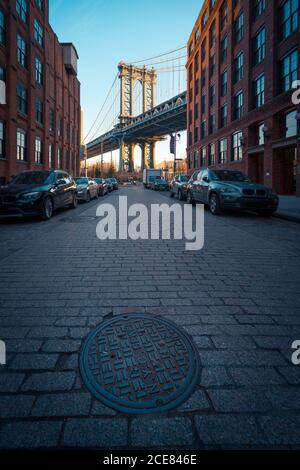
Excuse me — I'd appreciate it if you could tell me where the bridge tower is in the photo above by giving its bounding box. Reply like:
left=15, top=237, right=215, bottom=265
left=118, top=63, right=157, bottom=172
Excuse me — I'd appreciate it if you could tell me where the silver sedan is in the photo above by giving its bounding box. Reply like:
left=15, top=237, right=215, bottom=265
left=74, top=177, right=99, bottom=202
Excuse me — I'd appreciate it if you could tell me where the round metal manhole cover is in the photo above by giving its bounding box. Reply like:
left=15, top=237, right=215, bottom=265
left=80, top=314, right=201, bottom=414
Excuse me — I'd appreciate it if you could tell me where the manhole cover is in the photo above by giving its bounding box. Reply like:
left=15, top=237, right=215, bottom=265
left=80, top=314, right=201, bottom=414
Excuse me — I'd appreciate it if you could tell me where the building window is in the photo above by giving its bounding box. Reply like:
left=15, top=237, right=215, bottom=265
left=232, top=131, right=243, bottom=161
left=210, top=0, right=216, bottom=10
left=36, top=98, right=43, bottom=124
left=221, top=35, right=228, bottom=62
left=34, top=19, right=44, bottom=47
left=201, top=94, right=206, bottom=113
left=234, top=11, right=244, bottom=43
left=188, top=42, right=194, bottom=57
left=200, top=147, right=206, bottom=166
left=49, top=144, right=54, bottom=168
left=219, top=139, right=227, bottom=163
left=201, top=39, right=206, bottom=60
left=194, top=126, right=199, bottom=143
left=35, top=57, right=43, bottom=85
left=285, top=110, right=297, bottom=137
left=17, top=34, right=27, bottom=68
left=35, top=137, right=43, bottom=164
left=202, top=11, right=207, bottom=29
left=257, top=123, right=265, bottom=145
left=17, top=83, right=27, bottom=114
left=280, top=0, right=299, bottom=40
left=209, top=84, right=216, bottom=106
left=201, top=120, right=206, bottom=139
left=0, top=65, right=5, bottom=82
left=195, top=78, right=199, bottom=96
left=253, top=27, right=265, bottom=65
left=201, top=69, right=206, bottom=88
left=209, top=114, right=216, bottom=134
left=220, top=2, right=228, bottom=30
left=35, top=0, right=44, bottom=11
left=280, top=50, right=298, bottom=93
left=17, top=129, right=26, bottom=161
left=195, top=52, right=199, bottom=73
left=49, top=109, right=55, bottom=133
left=253, top=74, right=265, bottom=108
left=0, top=10, right=5, bottom=46
left=210, top=54, right=216, bottom=77
left=194, top=102, right=199, bottom=120
left=221, top=70, right=228, bottom=96
left=220, top=103, right=228, bottom=128
left=253, top=0, right=266, bottom=20
left=189, top=64, right=193, bottom=83
left=195, top=29, right=200, bottom=44
left=210, top=22, right=216, bottom=48
left=58, top=148, right=61, bottom=168
left=0, top=121, right=4, bottom=159
left=16, top=0, right=28, bottom=23
left=234, top=52, right=244, bottom=83
left=208, top=143, right=215, bottom=166
left=234, top=91, right=244, bottom=119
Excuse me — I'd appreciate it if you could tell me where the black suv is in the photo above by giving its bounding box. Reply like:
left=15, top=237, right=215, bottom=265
left=0, top=170, right=77, bottom=220
left=186, top=169, right=279, bottom=216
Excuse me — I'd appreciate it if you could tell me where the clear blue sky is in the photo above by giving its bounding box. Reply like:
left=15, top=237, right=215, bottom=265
left=49, top=0, right=203, bottom=166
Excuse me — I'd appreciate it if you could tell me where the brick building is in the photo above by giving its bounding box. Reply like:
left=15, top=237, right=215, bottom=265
left=186, top=0, right=300, bottom=195
left=0, top=0, right=81, bottom=184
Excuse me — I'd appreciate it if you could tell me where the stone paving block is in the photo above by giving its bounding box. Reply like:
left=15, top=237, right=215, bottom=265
left=259, top=416, right=300, bottom=446
left=131, top=417, right=194, bottom=448
left=31, top=393, right=91, bottom=417
left=42, top=339, right=82, bottom=353
left=0, top=395, right=35, bottom=418
left=211, top=335, right=256, bottom=350
left=10, top=353, right=59, bottom=370
left=229, top=367, right=286, bottom=386
left=28, top=327, right=68, bottom=338
left=91, top=400, right=117, bottom=416
left=200, top=367, right=233, bottom=387
left=4, top=339, right=43, bottom=353
left=177, top=390, right=211, bottom=412
left=0, top=373, right=25, bottom=392
left=208, top=389, right=272, bottom=412
left=195, top=415, right=268, bottom=447
left=63, top=418, right=128, bottom=448
left=21, top=371, right=76, bottom=392
left=266, top=389, right=300, bottom=410
left=0, top=421, right=62, bottom=449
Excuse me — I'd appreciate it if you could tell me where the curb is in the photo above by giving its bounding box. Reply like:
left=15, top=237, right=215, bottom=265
left=273, top=212, right=300, bottom=224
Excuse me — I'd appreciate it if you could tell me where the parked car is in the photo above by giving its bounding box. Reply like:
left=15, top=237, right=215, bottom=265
left=0, top=170, right=77, bottom=220
left=150, top=177, right=169, bottom=191
left=74, top=177, right=98, bottom=202
left=186, top=168, right=279, bottom=216
left=105, top=179, right=114, bottom=192
left=110, top=178, right=119, bottom=190
left=94, top=178, right=108, bottom=196
left=170, top=174, right=189, bottom=200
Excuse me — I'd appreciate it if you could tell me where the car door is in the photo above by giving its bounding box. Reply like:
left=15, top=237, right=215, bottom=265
left=198, top=169, right=209, bottom=203
left=55, top=172, right=69, bottom=207
left=89, top=180, right=97, bottom=198
left=190, top=171, right=201, bottom=201
left=63, top=173, right=74, bottom=204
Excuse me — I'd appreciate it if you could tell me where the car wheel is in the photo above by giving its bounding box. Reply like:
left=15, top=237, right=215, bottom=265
left=186, top=191, right=195, bottom=206
left=41, top=197, right=53, bottom=220
left=178, top=189, right=183, bottom=201
left=170, top=189, right=174, bottom=198
left=69, top=193, right=78, bottom=209
left=209, top=193, right=221, bottom=215
left=86, top=191, right=91, bottom=203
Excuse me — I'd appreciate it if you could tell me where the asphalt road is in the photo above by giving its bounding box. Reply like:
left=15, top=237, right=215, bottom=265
left=0, top=185, right=299, bottom=449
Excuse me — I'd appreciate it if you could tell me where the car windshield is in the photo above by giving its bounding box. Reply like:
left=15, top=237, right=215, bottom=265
left=95, top=179, right=103, bottom=183
left=12, top=171, right=52, bottom=185
left=179, top=175, right=188, bottom=182
left=74, top=178, right=88, bottom=185
left=212, top=171, right=251, bottom=182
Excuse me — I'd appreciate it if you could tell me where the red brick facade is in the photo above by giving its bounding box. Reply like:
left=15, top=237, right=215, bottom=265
left=187, top=0, right=300, bottom=195
left=0, top=0, right=81, bottom=184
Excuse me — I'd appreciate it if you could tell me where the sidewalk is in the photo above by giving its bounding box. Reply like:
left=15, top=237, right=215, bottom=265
left=275, top=195, right=300, bottom=223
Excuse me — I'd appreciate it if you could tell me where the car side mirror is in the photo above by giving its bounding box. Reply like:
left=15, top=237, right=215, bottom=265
left=57, top=179, right=65, bottom=186
left=203, top=176, right=210, bottom=183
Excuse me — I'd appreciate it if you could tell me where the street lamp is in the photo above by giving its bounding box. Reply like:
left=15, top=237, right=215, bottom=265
left=170, top=133, right=181, bottom=176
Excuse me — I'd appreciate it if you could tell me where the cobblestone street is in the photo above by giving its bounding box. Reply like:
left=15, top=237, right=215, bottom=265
left=0, top=185, right=300, bottom=449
